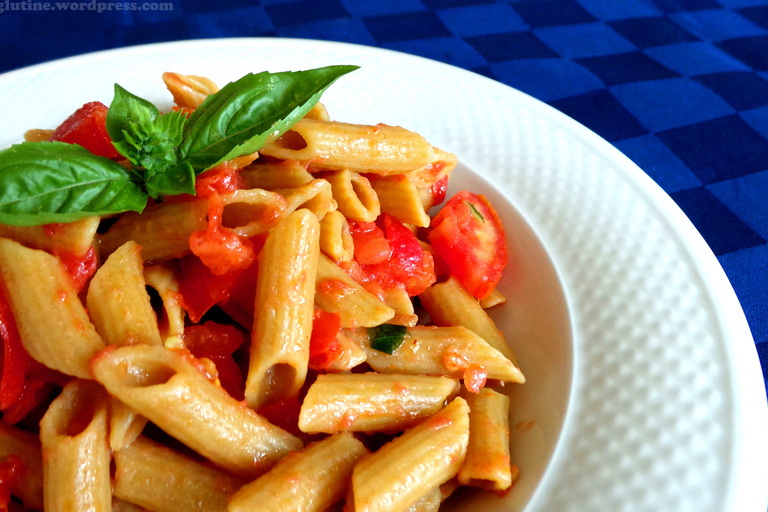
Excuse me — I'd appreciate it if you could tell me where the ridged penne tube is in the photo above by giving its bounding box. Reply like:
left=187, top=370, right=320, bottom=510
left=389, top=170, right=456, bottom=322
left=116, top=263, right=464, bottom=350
left=91, top=345, right=303, bottom=479
left=87, top=241, right=162, bottom=347
left=0, top=238, right=104, bottom=378
left=406, top=148, right=457, bottom=188
left=0, top=422, right=43, bottom=510
left=241, top=160, right=314, bottom=190
left=351, top=326, right=525, bottom=383
left=228, top=433, right=368, bottom=512
left=316, top=331, right=366, bottom=372
left=368, top=174, right=431, bottom=228
left=113, top=436, right=243, bottom=512
left=322, top=170, right=380, bottom=222
left=275, top=179, right=337, bottom=221
left=458, top=388, right=513, bottom=492
left=404, top=487, right=441, bottom=512
left=39, top=380, right=111, bottom=512
left=0, top=216, right=98, bottom=257
left=304, top=101, right=330, bottom=121
left=23, top=128, right=54, bottom=142
left=479, top=288, right=506, bottom=309
left=99, top=189, right=287, bottom=261
left=109, top=398, right=147, bottom=452
left=245, top=209, right=319, bottom=409
left=299, top=373, right=459, bottom=434
left=419, top=276, right=518, bottom=365
left=315, top=254, right=394, bottom=328
left=111, top=498, right=148, bottom=512
left=381, top=287, right=418, bottom=327
left=350, top=397, right=470, bottom=512
left=162, top=72, right=219, bottom=109
left=143, top=263, right=185, bottom=348
left=260, top=119, right=435, bottom=174
left=319, top=210, right=354, bottom=263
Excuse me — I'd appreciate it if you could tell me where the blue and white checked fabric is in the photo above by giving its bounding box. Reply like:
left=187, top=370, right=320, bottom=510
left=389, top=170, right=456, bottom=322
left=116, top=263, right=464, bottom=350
left=0, top=0, right=766, bottom=396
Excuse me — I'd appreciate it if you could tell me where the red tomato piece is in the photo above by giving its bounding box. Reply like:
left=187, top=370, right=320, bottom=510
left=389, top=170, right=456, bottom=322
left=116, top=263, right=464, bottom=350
left=349, top=221, right=390, bottom=265
left=0, top=284, right=27, bottom=411
left=184, top=322, right=246, bottom=400
left=56, top=247, right=97, bottom=294
left=429, top=191, right=508, bottom=300
left=257, top=395, right=303, bottom=438
left=195, top=163, right=246, bottom=198
left=309, top=309, right=342, bottom=370
left=0, top=454, right=22, bottom=509
left=50, top=101, right=121, bottom=160
left=430, top=174, right=449, bottom=207
left=463, top=365, right=488, bottom=393
left=178, top=255, right=242, bottom=323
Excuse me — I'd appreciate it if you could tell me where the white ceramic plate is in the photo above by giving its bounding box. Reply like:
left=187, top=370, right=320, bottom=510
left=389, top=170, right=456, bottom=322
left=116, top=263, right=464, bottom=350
left=0, top=39, right=766, bottom=512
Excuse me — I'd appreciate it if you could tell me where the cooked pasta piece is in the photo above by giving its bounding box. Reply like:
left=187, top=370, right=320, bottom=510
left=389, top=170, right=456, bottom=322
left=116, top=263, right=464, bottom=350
left=368, top=174, right=431, bottom=228
left=304, top=101, right=330, bottom=121
left=229, top=433, right=368, bottom=512
left=0, top=216, right=98, bottom=257
left=479, top=288, right=506, bottom=309
left=380, top=287, right=418, bottom=327
left=241, top=160, right=314, bottom=190
left=87, top=240, right=162, bottom=347
left=315, top=254, right=394, bottom=327
left=39, top=380, right=111, bottom=512
left=350, top=326, right=525, bottom=383
left=111, top=498, right=149, bottom=512
left=315, top=331, right=367, bottom=372
left=0, top=422, right=43, bottom=510
left=419, top=276, right=518, bottom=364
left=322, top=170, right=380, bottom=222
left=108, top=398, right=147, bottom=452
left=99, top=189, right=287, bottom=261
left=349, top=397, right=470, bottom=512
left=0, top=238, right=104, bottom=378
left=162, top=72, right=219, bottom=109
left=299, top=373, right=459, bottom=434
left=23, top=128, right=54, bottom=142
left=274, top=179, right=337, bottom=221
left=404, top=487, right=441, bottom=512
left=458, top=388, right=514, bottom=492
left=319, top=210, right=354, bottom=263
left=91, top=345, right=303, bottom=479
left=143, top=263, right=186, bottom=349
left=245, top=209, right=319, bottom=410
left=260, top=119, right=434, bottom=174
left=113, top=436, right=243, bottom=512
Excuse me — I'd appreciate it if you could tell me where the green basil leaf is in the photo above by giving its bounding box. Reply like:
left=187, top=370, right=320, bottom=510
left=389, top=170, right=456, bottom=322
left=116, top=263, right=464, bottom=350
left=369, top=324, right=408, bottom=354
left=465, top=201, right=485, bottom=223
left=0, top=142, right=147, bottom=226
left=145, top=160, right=195, bottom=198
left=179, top=65, right=359, bottom=173
left=107, top=85, right=188, bottom=192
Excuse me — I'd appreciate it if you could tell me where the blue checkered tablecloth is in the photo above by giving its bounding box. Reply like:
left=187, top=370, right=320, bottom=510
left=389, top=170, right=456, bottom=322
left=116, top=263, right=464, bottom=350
left=0, top=0, right=766, bottom=398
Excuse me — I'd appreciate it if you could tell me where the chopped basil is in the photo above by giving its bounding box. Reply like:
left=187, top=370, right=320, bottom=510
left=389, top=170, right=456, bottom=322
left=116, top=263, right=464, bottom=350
left=465, top=201, right=485, bottom=223
left=369, top=324, right=408, bottom=354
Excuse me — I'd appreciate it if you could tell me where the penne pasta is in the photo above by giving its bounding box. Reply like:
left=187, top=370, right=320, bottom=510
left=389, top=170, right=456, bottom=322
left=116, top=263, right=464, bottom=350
left=319, top=210, right=354, bottom=263
left=299, top=373, right=459, bottom=434
left=458, top=388, right=514, bottom=492
left=23, top=128, right=54, bottom=142
left=143, top=263, right=186, bottom=349
left=241, top=160, right=314, bottom=190
left=349, top=397, right=470, bottom=512
left=322, top=170, right=380, bottom=222
left=380, top=286, right=419, bottom=327
left=274, top=178, right=337, bottom=221
left=87, top=240, right=162, bottom=347
left=245, top=209, right=320, bottom=410
left=39, top=380, right=111, bottom=512
left=349, top=326, right=525, bottom=383
left=304, top=101, right=330, bottom=121
left=91, top=345, right=303, bottom=479
left=0, top=216, right=98, bottom=257
left=315, top=254, right=395, bottom=328
left=419, top=276, right=518, bottom=365
left=368, top=174, right=431, bottom=228
left=260, top=119, right=435, bottom=174
left=113, top=436, right=243, bottom=512
left=108, top=398, right=148, bottom=452
left=479, top=288, right=506, bottom=309
left=0, top=237, right=104, bottom=378
left=162, top=72, right=219, bottom=109
left=229, top=433, right=368, bottom=512
left=314, top=330, right=367, bottom=372
left=0, top=422, right=43, bottom=510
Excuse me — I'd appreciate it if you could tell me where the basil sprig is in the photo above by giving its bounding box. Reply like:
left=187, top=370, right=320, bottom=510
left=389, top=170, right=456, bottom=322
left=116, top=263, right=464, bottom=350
left=369, top=324, right=408, bottom=354
left=0, top=65, right=358, bottom=226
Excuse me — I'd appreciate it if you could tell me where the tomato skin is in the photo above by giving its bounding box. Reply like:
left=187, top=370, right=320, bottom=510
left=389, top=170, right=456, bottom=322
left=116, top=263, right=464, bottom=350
left=430, top=174, right=449, bottom=207
left=429, top=191, right=507, bottom=300
left=178, top=255, right=241, bottom=323
left=309, top=309, right=342, bottom=370
left=50, top=101, right=121, bottom=160
left=349, top=221, right=390, bottom=265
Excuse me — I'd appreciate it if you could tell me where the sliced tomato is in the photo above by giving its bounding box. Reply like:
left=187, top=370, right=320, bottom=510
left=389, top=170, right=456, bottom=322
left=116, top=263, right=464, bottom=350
left=50, top=101, right=121, bottom=160
left=184, top=322, right=246, bottom=400
left=429, top=191, right=507, bottom=300
left=309, top=309, right=342, bottom=370
left=349, top=221, right=391, bottom=265
left=178, top=254, right=241, bottom=323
